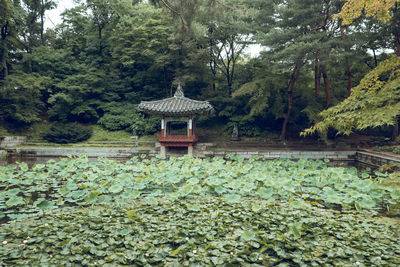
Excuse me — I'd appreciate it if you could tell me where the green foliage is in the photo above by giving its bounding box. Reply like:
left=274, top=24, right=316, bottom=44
left=303, top=56, right=400, bottom=136
left=98, top=102, right=159, bottom=135
left=0, top=195, right=399, bottom=265
left=48, top=68, right=110, bottom=123
left=109, top=3, right=175, bottom=100
left=0, top=156, right=399, bottom=264
left=43, top=123, right=92, bottom=144
left=374, top=145, right=400, bottom=154
left=0, top=73, right=51, bottom=127
left=1, top=0, right=398, bottom=140
left=0, top=155, right=398, bottom=223
left=379, top=162, right=400, bottom=173
left=232, top=60, right=287, bottom=120
left=226, top=115, right=263, bottom=137
left=88, top=125, right=132, bottom=142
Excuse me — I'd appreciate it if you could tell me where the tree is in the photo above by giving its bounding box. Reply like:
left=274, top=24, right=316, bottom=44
left=0, top=0, right=14, bottom=78
left=55, top=5, right=90, bottom=55
left=22, top=0, right=56, bottom=47
left=337, top=0, right=400, bottom=56
left=303, top=0, right=400, bottom=139
left=337, top=0, right=400, bottom=24
left=86, top=0, right=114, bottom=55
left=109, top=3, right=175, bottom=100
left=252, top=0, right=344, bottom=140
left=203, top=0, right=252, bottom=96
left=0, top=72, right=51, bottom=126
left=302, top=56, right=400, bottom=137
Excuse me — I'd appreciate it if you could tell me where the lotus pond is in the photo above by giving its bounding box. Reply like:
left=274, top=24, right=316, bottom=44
left=1, top=155, right=399, bottom=266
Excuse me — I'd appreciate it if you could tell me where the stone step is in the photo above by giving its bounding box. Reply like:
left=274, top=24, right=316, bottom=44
left=27, top=140, right=148, bottom=145
left=23, top=143, right=154, bottom=148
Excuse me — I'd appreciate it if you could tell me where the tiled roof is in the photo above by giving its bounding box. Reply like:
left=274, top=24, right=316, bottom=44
left=138, top=84, right=214, bottom=115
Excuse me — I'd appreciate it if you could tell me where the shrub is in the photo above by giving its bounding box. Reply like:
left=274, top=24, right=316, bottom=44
left=98, top=102, right=159, bottom=135
left=43, top=123, right=92, bottom=143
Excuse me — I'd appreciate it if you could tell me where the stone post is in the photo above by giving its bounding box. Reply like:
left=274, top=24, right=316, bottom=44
left=160, top=145, right=166, bottom=157
left=188, top=145, right=194, bottom=157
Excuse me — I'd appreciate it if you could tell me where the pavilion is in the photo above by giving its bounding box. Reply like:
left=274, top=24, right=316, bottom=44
left=138, top=84, right=214, bottom=156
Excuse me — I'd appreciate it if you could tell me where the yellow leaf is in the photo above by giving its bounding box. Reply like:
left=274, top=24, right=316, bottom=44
left=170, top=246, right=181, bottom=257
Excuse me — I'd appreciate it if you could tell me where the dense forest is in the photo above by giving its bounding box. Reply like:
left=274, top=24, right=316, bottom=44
left=0, top=0, right=399, bottom=141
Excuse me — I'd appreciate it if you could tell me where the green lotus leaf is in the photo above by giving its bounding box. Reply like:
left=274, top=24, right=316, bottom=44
left=224, top=194, right=240, bottom=203
left=145, top=196, right=158, bottom=205
left=108, top=183, right=124, bottom=194
left=290, top=224, right=302, bottom=239
left=5, top=196, right=25, bottom=207
left=241, top=230, right=256, bottom=241
left=358, top=198, right=376, bottom=209
left=214, top=185, right=227, bottom=194
left=179, top=184, right=193, bottom=196
left=170, top=246, right=182, bottom=257
left=187, top=178, right=199, bottom=185
left=251, top=203, right=263, bottom=213
left=132, top=190, right=141, bottom=199
left=258, top=187, right=273, bottom=199
left=84, top=192, right=98, bottom=204
left=36, top=199, right=54, bottom=210
left=126, top=209, right=137, bottom=218
left=5, top=188, right=21, bottom=196
left=71, top=190, right=86, bottom=199
left=390, top=188, right=400, bottom=200
left=186, top=203, right=201, bottom=212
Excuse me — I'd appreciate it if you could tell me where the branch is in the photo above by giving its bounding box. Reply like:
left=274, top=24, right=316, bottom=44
left=160, top=0, right=188, bottom=29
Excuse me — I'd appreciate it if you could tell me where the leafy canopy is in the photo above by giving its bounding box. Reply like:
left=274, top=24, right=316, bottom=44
left=302, top=56, right=400, bottom=136
left=336, top=0, right=400, bottom=25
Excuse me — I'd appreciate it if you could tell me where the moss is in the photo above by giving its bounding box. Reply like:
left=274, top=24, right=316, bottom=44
left=373, top=145, right=400, bottom=154
left=88, top=125, right=132, bottom=142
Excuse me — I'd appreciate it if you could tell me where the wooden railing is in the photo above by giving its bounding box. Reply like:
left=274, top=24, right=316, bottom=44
left=158, top=134, right=198, bottom=145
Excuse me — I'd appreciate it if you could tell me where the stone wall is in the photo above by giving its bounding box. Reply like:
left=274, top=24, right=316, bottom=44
left=0, top=136, right=27, bottom=148
left=5, top=146, right=400, bottom=169
left=202, top=150, right=357, bottom=161
left=356, top=151, right=400, bottom=168
left=6, top=147, right=158, bottom=158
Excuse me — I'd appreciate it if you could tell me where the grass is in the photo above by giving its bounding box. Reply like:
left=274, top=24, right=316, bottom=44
left=373, top=145, right=400, bottom=154
left=1, top=123, right=157, bottom=148
left=0, top=122, right=51, bottom=139
left=88, top=125, right=132, bottom=142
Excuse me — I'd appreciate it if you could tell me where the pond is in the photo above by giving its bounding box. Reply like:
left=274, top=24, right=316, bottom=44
left=0, top=155, right=399, bottom=265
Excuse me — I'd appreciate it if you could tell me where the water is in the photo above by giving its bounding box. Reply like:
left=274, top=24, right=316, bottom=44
left=1, top=154, right=378, bottom=171
left=0, top=156, right=130, bottom=167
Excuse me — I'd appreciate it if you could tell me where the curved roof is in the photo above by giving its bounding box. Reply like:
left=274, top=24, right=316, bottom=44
left=138, top=84, right=214, bottom=115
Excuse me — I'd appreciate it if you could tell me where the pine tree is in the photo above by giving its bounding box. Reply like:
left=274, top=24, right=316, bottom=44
left=253, top=0, right=344, bottom=140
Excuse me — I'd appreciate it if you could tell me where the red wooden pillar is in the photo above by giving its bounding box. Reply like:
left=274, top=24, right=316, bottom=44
left=188, top=117, right=193, bottom=136
left=161, top=117, right=165, bottom=137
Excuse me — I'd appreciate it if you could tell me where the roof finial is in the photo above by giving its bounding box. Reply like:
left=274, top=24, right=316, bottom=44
left=174, top=82, right=184, bottom=97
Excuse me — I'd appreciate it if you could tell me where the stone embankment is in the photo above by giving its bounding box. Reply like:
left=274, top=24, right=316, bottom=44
left=6, top=147, right=158, bottom=158
left=0, top=136, right=27, bottom=148
left=2, top=137, right=400, bottom=168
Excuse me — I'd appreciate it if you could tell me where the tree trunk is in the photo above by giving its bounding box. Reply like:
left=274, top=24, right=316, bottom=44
left=393, top=118, right=399, bottom=141
left=372, top=48, right=378, bottom=67
left=208, top=33, right=217, bottom=91
left=280, top=62, right=302, bottom=141
left=98, top=27, right=103, bottom=54
left=393, top=3, right=400, bottom=56
left=314, top=55, right=320, bottom=97
left=1, top=53, right=8, bottom=78
left=1, top=21, right=9, bottom=78
left=340, top=24, right=352, bottom=96
left=345, top=57, right=352, bottom=96
left=320, top=64, right=331, bottom=107
left=40, top=0, right=45, bottom=46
